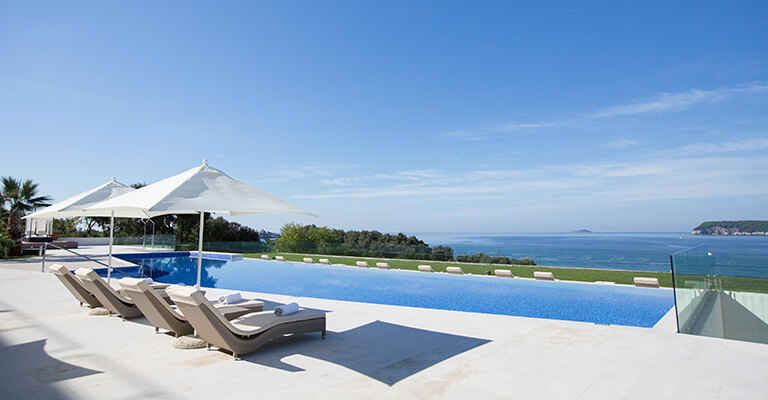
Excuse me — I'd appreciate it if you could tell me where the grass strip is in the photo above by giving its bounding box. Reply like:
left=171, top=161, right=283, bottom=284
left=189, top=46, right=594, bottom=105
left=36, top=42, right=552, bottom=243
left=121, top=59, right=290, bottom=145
left=244, top=252, right=674, bottom=287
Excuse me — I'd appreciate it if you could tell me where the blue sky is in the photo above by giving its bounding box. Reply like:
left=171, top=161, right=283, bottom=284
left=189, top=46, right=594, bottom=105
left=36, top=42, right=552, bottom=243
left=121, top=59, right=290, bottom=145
left=1, top=1, right=767, bottom=233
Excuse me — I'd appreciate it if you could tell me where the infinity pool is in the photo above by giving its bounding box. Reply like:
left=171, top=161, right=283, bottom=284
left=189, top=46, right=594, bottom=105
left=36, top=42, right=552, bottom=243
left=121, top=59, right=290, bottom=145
left=111, top=254, right=674, bottom=328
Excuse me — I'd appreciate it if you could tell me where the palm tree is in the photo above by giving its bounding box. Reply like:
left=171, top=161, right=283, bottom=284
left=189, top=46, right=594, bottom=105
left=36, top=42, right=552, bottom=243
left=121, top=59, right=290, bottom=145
left=1, top=177, right=51, bottom=253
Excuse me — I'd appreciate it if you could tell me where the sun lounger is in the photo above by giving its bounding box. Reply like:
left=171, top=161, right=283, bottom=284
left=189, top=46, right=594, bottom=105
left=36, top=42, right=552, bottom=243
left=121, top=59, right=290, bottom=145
left=595, top=281, right=616, bottom=285
left=418, top=265, right=434, bottom=273
left=303, top=257, right=314, bottom=263
left=446, top=266, right=463, bottom=275
left=260, top=255, right=270, bottom=260
left=633, top=277, right=660, bottom=288
left=275, top=256, right=286, bottom=261
left=75, top=268, right=144, bottom=319
left=49, top=264, right=102, bottom=308
left=376, top=262, right=391, bottom=269
left=319, top=259, right=332, bottom=265
left=534, top=271, right=556, bottom=281
left=494, top=269, right=514, bottom=278
left=166, top=286, right=326, bottom=359
left=118, top=278, right=264, bottom=336
left=355, top=261, right=370, bottom=268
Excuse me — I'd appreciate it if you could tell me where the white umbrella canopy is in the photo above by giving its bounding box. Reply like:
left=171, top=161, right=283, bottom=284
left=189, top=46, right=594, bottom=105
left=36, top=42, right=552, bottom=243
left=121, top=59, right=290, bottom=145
left=86, top=160, right=317, bottom=287
left=22, top=178, right=142, bottom=283
left=24, top=178, right=142, bottom=219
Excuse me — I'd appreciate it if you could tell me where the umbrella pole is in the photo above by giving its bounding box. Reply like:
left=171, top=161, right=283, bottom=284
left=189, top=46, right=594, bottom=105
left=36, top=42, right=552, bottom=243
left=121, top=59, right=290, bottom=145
left=196, top=211, right=204, bottom=289
left=107, top=210, right=114, bottom=284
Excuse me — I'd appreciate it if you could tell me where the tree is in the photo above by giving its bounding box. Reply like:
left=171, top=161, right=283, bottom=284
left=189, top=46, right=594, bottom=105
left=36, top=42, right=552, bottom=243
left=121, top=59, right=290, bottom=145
left=1, top=177, right=51, bottom=253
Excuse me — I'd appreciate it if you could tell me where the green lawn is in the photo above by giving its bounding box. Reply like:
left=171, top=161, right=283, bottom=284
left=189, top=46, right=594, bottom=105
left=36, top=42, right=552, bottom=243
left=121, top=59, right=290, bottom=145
left=244, top=252, right=674, bottom=287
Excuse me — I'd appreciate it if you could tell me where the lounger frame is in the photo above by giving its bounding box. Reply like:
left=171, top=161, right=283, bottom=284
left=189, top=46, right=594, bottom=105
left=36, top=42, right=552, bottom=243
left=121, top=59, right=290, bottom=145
left=169, top=288, right=325, bottom=359
left=49, top=264, right=102, bottom=308
left=76, top=268, right=143, bottom=319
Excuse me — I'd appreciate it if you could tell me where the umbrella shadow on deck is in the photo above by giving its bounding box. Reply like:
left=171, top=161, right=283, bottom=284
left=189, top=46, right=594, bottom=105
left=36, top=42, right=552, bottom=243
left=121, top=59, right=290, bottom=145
left=241, top=320, right=491, bottom=386
left=0, top=338, right=101, bottom=399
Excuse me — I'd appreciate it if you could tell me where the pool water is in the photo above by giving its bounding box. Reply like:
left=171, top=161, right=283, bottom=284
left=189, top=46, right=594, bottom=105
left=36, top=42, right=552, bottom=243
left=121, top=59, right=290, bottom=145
left=112, top=255, right=674, bottom=328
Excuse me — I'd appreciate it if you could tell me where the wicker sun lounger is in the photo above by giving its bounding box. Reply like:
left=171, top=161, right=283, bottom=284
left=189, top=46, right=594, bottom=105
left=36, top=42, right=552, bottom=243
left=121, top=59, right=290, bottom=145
left=75, top=268, right=145, bottom=319
left=355, top=261, right=370, bottom=268
left=118, top=278, right=264, bottom=336
left=49, top=264, right=102, bottom=308
left=446, top=266, right=463, bottom=275
left=167, top=286, right=326, bottom=359
left=319, top=259, right=332, bottom=265
left=376, top=262, right=391, bottom=269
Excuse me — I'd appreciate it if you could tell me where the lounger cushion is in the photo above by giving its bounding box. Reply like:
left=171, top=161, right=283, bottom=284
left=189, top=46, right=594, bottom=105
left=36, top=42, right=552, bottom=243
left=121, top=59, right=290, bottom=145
left=231, top=309, right=327, bottom=334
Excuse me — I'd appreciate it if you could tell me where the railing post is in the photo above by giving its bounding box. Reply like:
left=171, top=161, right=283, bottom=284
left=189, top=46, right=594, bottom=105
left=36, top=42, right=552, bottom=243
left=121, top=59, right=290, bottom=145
left=41, top=242, right=46, bottom=273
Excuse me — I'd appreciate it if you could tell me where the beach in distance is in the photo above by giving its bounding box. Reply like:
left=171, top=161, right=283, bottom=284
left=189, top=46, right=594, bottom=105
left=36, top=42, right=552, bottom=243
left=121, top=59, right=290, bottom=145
left=411, top=232, right=768, bottom=273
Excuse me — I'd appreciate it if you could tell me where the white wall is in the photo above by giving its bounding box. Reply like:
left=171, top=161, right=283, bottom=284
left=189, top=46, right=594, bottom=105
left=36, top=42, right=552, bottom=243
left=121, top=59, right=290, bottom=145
left=59, top=237, right=111, bottom=246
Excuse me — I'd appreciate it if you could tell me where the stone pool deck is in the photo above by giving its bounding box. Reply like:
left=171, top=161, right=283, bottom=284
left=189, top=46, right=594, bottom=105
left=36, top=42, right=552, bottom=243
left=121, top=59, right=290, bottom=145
left=1, top=248, right=767, bottom=399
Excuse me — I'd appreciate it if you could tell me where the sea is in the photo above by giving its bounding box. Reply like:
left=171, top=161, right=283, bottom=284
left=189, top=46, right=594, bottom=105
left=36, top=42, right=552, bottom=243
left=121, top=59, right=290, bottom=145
left=411, top=232, right=768, bottom=275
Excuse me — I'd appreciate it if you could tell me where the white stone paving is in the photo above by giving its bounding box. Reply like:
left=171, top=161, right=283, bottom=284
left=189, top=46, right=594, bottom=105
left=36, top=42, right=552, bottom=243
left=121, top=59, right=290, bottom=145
left=1, top=249, right=767, bottom=399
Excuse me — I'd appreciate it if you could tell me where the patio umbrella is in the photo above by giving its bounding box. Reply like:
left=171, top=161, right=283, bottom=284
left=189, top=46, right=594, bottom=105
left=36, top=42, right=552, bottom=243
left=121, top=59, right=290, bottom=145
left=23, top=178, right=146, bottom=282
left=86, top=160, right=316, bottom=288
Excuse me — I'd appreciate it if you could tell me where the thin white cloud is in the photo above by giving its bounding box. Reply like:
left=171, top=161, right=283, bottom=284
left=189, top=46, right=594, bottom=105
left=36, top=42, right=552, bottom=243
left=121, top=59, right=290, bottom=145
left=682, top=137, right=768, bottom=153
left=604, top=138, right=640, bottom=149
left=268, top=163, right=358, bottom=179
left=592, top=82, right=768, bottom=118
left=492, top=121, right=559, bottom=132
left=443, top=131, right=491, bottom=141
left=294, top=156, right=768, bottom=204
left=448, top=82, right=768, bottom=141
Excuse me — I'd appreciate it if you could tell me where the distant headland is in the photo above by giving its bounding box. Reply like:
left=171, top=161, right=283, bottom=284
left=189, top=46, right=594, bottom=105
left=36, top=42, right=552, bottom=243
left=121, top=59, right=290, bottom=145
left=691, top=220, right=768, bottom=236
left=571, top=229, right=592, bottom=233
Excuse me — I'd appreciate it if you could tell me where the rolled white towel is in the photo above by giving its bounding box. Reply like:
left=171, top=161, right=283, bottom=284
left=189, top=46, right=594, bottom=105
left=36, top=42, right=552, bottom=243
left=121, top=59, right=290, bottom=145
left=143, top=277, right=154, bottom=284
left=218, top=292, right=242, bottom=304
left=274, top=302, right=299, bottom=316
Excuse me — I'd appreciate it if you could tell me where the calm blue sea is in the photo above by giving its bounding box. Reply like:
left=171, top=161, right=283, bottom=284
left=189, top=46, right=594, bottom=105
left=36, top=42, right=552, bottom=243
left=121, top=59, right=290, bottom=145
left=411, top=232, right=768, bottom=273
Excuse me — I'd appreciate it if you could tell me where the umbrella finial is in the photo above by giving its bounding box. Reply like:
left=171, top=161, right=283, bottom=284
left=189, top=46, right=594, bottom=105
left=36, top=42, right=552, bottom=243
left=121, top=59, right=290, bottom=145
left=111, top=177, right=116, bottom=182
left=202, top=159, right=208, bottom=166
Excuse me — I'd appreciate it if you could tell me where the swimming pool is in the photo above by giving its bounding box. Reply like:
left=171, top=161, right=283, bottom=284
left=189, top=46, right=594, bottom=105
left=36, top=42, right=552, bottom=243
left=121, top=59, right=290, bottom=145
left=111, top=253, right=674, bottom=328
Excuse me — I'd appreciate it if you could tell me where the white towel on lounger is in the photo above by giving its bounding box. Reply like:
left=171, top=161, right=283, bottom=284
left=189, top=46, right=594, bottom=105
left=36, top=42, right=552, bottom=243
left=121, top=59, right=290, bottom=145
left=218, top=292, right=242, bottom=304
left=274, top=302, right=299, bottom=316
left=144, top=278, right=154, bottom=284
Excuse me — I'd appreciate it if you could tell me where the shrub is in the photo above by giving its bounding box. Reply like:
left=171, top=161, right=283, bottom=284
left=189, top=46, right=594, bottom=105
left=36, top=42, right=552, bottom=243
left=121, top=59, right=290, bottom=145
left=0, top=234, right=14, bottom=258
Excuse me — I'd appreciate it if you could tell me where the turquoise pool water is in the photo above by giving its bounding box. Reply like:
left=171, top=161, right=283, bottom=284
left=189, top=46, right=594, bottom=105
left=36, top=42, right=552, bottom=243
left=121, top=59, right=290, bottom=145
left=110, top=254, right=674, bottom=328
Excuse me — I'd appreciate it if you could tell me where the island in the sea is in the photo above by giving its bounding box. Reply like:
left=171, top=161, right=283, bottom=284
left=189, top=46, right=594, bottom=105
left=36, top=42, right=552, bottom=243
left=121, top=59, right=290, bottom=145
left=691, top=220, right=768, bottom=236
left=571, top=229, right=592, bottom=233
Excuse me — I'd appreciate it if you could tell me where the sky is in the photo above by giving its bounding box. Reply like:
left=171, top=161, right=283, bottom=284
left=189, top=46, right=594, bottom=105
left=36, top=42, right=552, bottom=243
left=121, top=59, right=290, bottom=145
left=1, top=1, right=767, bottom=233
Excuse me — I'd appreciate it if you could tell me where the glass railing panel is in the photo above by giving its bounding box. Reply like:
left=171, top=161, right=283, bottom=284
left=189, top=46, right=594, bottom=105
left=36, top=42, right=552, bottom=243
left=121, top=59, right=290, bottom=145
left=670, top=245, right=768, bottom=344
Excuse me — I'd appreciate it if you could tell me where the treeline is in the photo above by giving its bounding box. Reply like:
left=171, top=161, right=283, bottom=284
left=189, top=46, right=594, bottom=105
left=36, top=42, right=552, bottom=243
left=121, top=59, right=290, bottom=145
left=456, top=253, right=535, bottom=265
left=274, top=223, right=455, bottom=261
left=693, top=220, right=768, bottom=234
left=54, top=214, right=260, bottom=243
left=273, top=223, right=536, bottom=265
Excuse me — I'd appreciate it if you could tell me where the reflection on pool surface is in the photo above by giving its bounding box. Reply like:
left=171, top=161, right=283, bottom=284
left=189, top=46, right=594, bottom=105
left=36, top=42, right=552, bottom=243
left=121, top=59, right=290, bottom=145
left=110, top=254, right=674, bottom=328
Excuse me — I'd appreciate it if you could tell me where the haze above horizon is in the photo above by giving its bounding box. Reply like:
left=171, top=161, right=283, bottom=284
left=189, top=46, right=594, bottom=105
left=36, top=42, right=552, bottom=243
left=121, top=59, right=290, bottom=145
left=1, top=1, right=767, bottom=233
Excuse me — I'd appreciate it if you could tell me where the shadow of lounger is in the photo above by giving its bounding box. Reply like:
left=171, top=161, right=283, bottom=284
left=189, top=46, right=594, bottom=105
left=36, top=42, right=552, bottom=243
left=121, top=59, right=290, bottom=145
left=243, top=320, right=491, bottom=386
